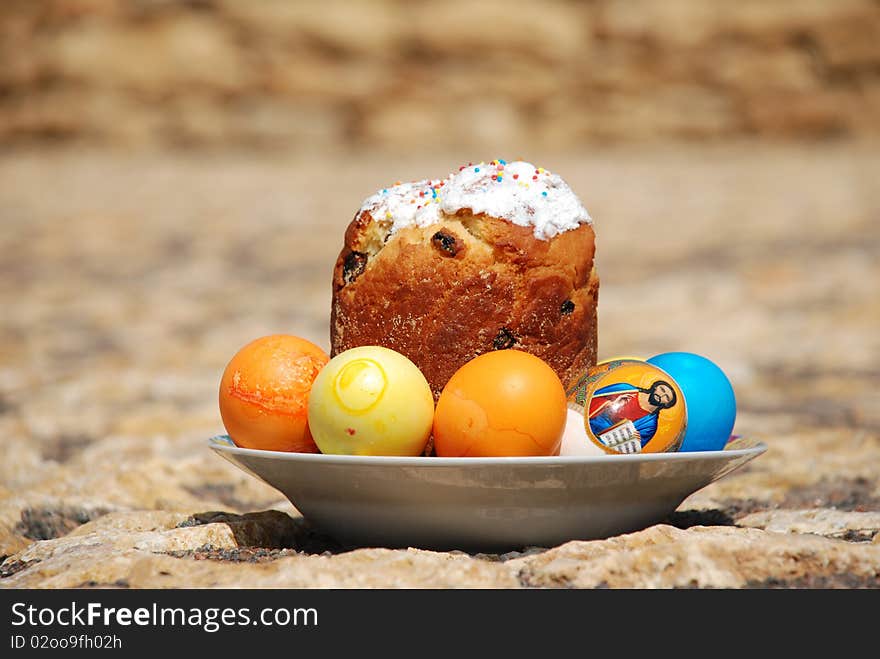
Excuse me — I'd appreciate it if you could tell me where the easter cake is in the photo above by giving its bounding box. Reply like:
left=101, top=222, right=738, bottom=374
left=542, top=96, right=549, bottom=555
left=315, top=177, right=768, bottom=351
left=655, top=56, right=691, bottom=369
left=331, top=160, right=598, bottom=399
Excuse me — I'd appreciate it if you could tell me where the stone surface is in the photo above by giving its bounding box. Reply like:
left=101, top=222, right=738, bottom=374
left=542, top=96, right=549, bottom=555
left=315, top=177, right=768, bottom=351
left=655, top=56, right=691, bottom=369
left=4, top=520, right=879, bottom=589
left=738, top=509, right=880, bottom=542
left=1, top=1, right=880, bottom=148
left=0, top=142, right=878, bottom=588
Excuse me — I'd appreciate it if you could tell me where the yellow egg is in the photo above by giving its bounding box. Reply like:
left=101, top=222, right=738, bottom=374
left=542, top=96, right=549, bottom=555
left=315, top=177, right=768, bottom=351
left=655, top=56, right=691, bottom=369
left=307, top=346, right=434, bottom=456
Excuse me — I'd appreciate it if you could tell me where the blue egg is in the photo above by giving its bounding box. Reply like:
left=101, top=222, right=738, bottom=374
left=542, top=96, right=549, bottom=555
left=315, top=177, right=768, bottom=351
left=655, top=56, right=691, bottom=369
left=646, top=352, right=736, bottom=452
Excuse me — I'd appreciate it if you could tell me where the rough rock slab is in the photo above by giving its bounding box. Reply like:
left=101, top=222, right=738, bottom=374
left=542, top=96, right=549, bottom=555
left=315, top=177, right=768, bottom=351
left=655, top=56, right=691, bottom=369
left=3, top=518, right=879, bottom=589
left=738, top=509, right=880, bottom=542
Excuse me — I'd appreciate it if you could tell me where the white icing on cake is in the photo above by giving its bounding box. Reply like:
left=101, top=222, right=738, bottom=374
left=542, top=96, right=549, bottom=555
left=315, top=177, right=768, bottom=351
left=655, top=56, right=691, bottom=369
left=357, top=178, right=444, bottom=233
left=357, top=160, right=592, bottom=240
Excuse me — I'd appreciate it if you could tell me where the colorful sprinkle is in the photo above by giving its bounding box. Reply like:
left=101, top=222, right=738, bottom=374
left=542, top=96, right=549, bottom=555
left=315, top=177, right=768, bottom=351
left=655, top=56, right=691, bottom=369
left=359, top=160, right=590, bottom=241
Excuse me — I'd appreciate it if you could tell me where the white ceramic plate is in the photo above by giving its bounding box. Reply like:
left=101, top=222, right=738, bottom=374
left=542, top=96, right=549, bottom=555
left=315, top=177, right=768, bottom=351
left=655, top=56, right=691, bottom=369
left=208, top=435, right=766, bottom=552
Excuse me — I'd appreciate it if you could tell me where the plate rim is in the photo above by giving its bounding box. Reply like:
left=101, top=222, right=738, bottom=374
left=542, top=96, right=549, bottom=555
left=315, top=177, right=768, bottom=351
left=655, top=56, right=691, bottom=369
left=208, top=434, right=767, bottom=467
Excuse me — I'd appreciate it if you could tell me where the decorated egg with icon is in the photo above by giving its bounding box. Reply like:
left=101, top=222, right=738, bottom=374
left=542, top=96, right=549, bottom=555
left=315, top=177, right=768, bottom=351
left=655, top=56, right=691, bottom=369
left=565, top=359, right=687, bottom=455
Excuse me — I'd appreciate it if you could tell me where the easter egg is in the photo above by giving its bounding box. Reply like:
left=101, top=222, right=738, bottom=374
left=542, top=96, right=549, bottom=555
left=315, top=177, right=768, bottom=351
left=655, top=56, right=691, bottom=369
left=559, top=405, right=604, bottom=456
left=433, top=350, right=567, bottom=457
left=219, top=335, right=329, bottom=452
left=566, top=359, right=687, bottom=454
left=307, top=346, right=434, bottom=456
left=597, top=355, right=646, bottom=365
left=647, top=352, right=736, bottom=452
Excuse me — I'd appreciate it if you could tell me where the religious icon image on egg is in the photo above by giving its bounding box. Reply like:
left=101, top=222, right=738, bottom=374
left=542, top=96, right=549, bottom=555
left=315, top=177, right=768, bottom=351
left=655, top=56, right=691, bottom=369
left=566, top=359, right=687, bottom=454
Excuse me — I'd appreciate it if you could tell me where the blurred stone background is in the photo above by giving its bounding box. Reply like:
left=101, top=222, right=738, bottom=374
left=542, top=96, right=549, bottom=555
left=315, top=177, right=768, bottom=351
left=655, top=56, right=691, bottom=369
left=1, top=1, right=879, bottom=588
left=2, top=0, right=880, bottom=150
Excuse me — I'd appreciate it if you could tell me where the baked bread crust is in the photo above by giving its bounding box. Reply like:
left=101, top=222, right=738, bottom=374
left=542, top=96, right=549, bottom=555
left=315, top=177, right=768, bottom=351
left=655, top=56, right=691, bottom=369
left=331, top=208, right=598, bottom=399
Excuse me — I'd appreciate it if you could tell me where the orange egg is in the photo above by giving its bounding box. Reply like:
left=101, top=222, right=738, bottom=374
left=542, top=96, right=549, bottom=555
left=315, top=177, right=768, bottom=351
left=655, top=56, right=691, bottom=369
left=433, top=350, right=567, bottom=457
left=219, top=335, right=329, bottom=452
